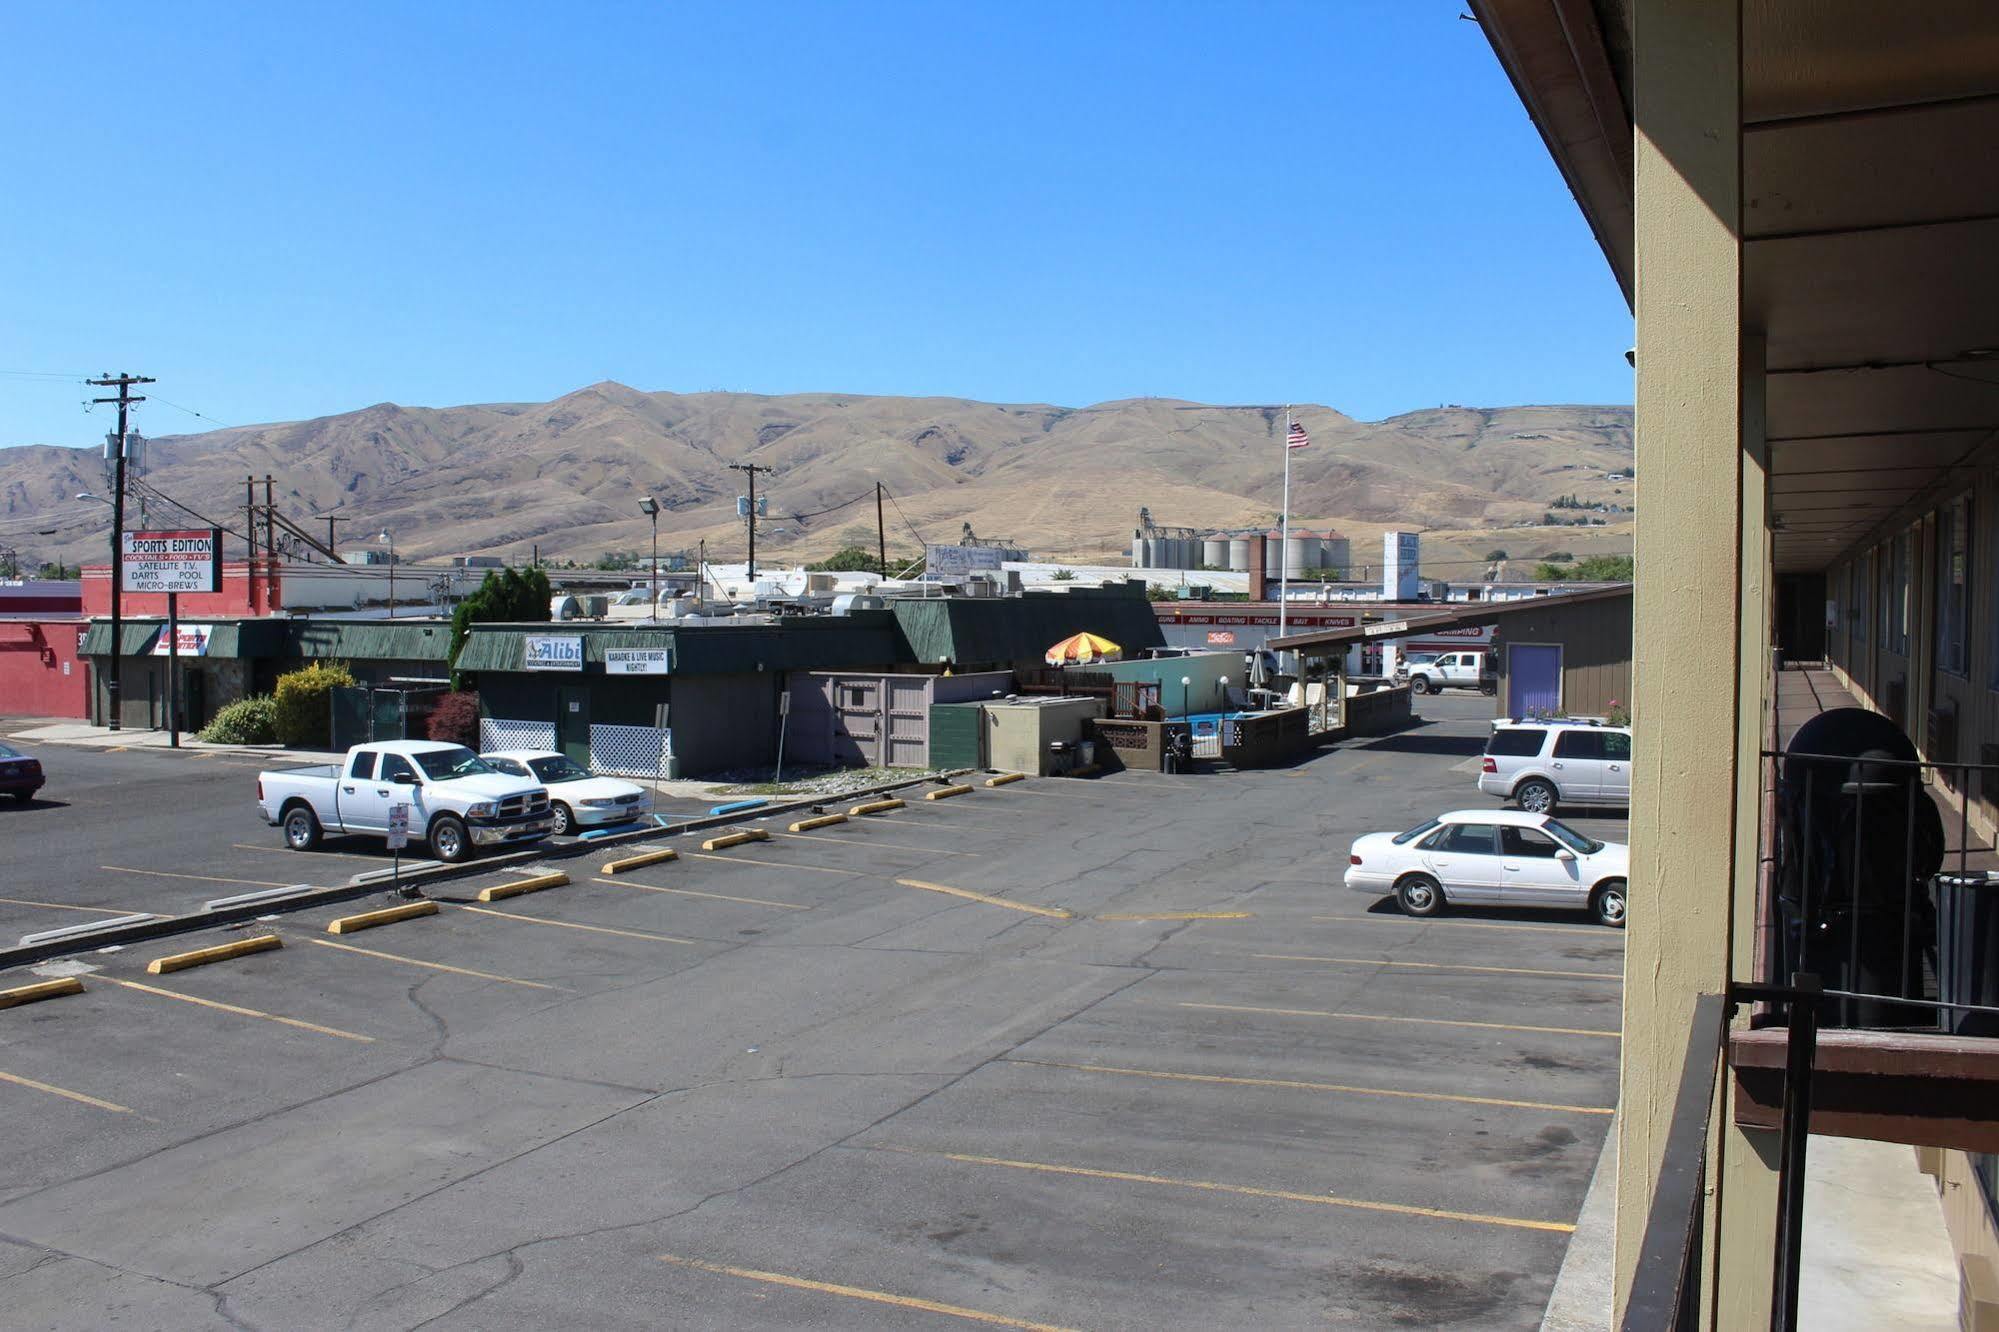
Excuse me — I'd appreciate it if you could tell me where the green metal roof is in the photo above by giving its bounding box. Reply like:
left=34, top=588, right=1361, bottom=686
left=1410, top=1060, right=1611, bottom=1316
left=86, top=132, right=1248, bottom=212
left=892, top=587, right=1165, bottom=666
left=285, top=620, right=453, bottom=661
left=454, top=616, right=900, bottom=676
left=80, top=618, right=286, bottom=658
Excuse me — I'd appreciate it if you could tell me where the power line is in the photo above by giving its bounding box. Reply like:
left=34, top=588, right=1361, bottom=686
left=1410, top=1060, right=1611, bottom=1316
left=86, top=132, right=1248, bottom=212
left=148, top=395, right=236, bottom=429
left=879, top=485, right=932, bottom=550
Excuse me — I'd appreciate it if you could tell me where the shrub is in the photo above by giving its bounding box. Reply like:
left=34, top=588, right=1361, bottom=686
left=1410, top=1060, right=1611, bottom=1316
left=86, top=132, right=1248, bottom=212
left=272, top=661, right=356, bottom=749
left=427, top=691, right=482, bottom=746
left=197, top=695, right=278, bottom=745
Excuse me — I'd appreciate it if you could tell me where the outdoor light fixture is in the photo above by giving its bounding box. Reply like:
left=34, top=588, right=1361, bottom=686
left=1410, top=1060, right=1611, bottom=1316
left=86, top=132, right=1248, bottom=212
left=639, top=495, right=661, bottom=618
left=378, top=529, right=396, bottom=618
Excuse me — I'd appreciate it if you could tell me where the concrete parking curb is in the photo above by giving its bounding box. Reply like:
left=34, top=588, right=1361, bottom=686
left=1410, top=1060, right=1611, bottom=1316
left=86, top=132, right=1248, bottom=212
left=701, top=829, right=771, bottom=852
left=146, top=934, right=283, bottom=975
left=984, top=773, right=1026, bottom=787
left=0, top=976, right=84, bottom=1009
left=476, top=871, right=569, bottom=903
left=924, top=784, right=974, bottom=801
left=327, top=901, right=438, bottom=934
left=788, top=813, right=849, bottom=832
left=601, top=848, right=680, bottom=874
left=849, top=798, right=906, bottom=816
left=0, top=768, right=970, bottom=973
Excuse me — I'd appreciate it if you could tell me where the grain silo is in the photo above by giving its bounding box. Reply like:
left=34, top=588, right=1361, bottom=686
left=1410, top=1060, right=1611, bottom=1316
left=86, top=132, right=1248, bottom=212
left=1202, top=536, right=1229, bottom=569
left=1286, top=534, right=1320, bottom=577
left=1131, top=532, right=1146, bottom=566
left=1228, top=537, right=1252, bottom=571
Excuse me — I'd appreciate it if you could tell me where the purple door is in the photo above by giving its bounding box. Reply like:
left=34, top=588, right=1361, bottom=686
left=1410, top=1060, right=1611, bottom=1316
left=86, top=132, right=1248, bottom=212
left=1507, top=644, right=1563, bottom=718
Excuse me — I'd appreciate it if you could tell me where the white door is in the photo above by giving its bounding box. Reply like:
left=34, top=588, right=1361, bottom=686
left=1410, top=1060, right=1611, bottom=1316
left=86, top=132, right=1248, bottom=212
left=1548, top=730, right=1606, bottom=801
left=1421, top=822, right=1505, bottom=904
left=1600, top=730, right=1632, bottom=805
left=1499, top=824, right=1586, bottom=906
left=341, top=750, right=412, bottom=833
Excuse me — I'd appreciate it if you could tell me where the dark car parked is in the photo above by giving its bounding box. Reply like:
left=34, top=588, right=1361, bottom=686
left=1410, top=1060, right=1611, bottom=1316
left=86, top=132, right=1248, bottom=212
left=0, top=740, right=45, bottom=802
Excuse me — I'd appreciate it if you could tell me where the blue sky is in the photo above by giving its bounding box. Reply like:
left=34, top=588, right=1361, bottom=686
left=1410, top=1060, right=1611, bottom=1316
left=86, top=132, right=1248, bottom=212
left=0, top=2, right=1631, bottom=449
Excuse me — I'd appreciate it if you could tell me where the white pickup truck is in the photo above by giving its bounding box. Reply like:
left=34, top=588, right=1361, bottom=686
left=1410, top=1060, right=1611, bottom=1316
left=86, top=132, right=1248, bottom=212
left=1403, top=649, right=1497, bottom=696
left=257, top=740, right=554, bottom=862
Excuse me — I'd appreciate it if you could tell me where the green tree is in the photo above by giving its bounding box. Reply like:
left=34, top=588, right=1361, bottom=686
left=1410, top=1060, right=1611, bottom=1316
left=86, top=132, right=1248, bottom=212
left=449, top=566, right=554, bottom=679
left=0, top=551, right=19, bottom=578
left=1484, top=549, right=1510, bottom=561
left=598, top=550, right=641, bottom=571
left=35, top=562, right=74, bottom=579
left=808, top=545, right=892, bottom=572
left=1572, top=554, right=1634, bottom=580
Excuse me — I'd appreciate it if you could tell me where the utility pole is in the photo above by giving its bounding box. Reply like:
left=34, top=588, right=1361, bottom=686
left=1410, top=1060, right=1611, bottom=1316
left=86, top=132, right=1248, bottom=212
left=317, top=514, right=348, bottom=558
left=88, top=373, right=153, bottom=731
left=876, top=481, right=887, bottom=579
left=728, top=462, right=774, bottom=582
left=263, top=475, right=276, bottom=560
left=245, top=475, right=259, bottom=612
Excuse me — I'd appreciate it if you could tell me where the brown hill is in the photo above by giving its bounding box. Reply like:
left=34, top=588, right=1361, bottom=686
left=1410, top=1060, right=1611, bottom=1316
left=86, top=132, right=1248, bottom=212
left=0, top=384, right=1634, bottom=575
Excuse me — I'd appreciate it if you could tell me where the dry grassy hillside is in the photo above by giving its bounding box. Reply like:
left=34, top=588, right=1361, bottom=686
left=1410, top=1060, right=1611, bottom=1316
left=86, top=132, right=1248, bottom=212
left=0, top=383, right=1634, bottom=572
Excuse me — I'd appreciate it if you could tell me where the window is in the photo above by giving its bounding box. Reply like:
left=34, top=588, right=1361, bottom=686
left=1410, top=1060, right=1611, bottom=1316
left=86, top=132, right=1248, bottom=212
left=1939, top=496, right=1972, bottom=677
left=348, top=751, right=376, bottom=779
left=1892, top=531, right=1912, bottom=654
left=1392, top=818, right=1442, bottom=845
left=486, top=758, right=527, bottom=777
left=1486, top=728, right=1547, bottom=758
left=1501, top=826, right=1563, bottom=858
left=378, top=754, right=417, bottom=784
left=1431, top=823, right=1498, bottom=855
left=1853, top=551, right=1869, bottom=644
left=413, top=747, right=493, bottom=781
left=1602, top=731, right=1632, bottom=760
left=1553, top=731, right=1606, bottom=760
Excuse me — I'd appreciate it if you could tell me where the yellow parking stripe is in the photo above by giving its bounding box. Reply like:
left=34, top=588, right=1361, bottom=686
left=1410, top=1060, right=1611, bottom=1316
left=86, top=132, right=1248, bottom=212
left=456, top=904, right=699, bottom=945
left=1096, top=911, right=1250, bottom=922
left=1004, top=1059, right=1612, bottom=1116
left=0, top=1070, right=132, bottom=1114
left=0, top=896, right=147, bottom=916
left=769, top=830, right=974, bottom=855
left=682, top=852, right=865, bottom=877
left=1252, top=953, right=1621, bottom=981
left=1316, top=914, right=1620, bottom=937
left=658, top=1255, right=1078, bottom=1332
left=100, top=865, right=294, bottom=888
left=307, top=938, right=558, bottom=990
left=105, top=977, right=372, bottom=1042
left=1177, top=1000, right=1621, bottom=1039
left=591, top=878, right=809, bottom=910
left=877, top=1147, right=1574, bottom=1234
left=894, top=878, right=1073, bottom=919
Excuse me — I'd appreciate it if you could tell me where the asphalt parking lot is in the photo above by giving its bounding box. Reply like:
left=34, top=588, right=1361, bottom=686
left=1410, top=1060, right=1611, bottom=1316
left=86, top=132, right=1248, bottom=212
left=0, top=693, right=1626, bottom=1329
left=0, top=736, right=720, bottom=946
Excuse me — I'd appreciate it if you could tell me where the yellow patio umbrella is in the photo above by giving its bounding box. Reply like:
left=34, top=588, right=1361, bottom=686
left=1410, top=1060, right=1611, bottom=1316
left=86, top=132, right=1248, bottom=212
left=1045, top=632, right=1123, bottom=666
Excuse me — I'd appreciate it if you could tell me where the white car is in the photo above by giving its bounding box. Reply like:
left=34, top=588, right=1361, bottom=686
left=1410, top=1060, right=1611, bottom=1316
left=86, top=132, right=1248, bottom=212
left=1344, top=808, right=1629, bottom=926
left=1480, top=719, right=1632, bottom=812
left=480, top=750, right=652, bottom=836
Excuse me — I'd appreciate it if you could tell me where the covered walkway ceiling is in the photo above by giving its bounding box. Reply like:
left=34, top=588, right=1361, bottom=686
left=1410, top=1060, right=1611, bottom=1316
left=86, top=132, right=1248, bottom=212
left=1471, top=1, right=1999, bottom=572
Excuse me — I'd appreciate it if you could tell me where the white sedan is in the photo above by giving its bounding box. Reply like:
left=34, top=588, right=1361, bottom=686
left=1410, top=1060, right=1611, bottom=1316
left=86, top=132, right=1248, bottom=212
left=1344, top=808, right=1629, bottom=927
left=480, top=750, right=652, bottom=836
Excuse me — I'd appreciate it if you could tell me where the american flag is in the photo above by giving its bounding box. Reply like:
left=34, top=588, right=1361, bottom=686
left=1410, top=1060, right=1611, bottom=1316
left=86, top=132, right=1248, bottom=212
left=1286, top=420, right=1310, bottom=450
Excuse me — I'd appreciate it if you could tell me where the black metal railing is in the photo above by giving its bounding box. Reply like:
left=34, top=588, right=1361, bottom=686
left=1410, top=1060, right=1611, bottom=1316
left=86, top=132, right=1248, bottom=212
left=1622, top=991, right=1727, bottom=1332
left=1622, top=981, right=1824, bottom=1332
left=1764, top=745, right=1999, bottom=1035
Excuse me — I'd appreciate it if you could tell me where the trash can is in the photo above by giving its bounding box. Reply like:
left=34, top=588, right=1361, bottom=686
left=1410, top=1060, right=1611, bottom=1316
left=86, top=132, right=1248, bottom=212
left=1936, top=870, right=1999, bottom=1037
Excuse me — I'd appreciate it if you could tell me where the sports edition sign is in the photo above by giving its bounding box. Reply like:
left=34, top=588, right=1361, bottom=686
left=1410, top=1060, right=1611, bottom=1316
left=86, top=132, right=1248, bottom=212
left=121, top=529, right=223, bottom=594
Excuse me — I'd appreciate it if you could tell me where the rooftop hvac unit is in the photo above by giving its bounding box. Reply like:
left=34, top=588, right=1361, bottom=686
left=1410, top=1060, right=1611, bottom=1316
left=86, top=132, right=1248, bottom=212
left=964, top=575, right=1004, bottom=598
left=830, top=593, right=888, bottom=615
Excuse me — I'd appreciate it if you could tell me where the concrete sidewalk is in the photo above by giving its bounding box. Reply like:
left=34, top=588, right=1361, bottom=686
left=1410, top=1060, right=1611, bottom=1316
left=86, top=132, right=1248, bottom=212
left=5, top=719, right=340, bottom=764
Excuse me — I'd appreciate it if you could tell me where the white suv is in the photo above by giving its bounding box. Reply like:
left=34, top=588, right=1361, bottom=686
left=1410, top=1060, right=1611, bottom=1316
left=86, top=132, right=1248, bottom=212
left=1479, top=720, right=1632, bottom=813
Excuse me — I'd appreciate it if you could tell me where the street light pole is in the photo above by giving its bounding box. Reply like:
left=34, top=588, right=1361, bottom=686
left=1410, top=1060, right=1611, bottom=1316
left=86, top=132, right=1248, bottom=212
left=639, top=496, right=660, bottom=620
left=379, top=530, right=395, bottom=617
left=87, top=372, right=153, bottom=730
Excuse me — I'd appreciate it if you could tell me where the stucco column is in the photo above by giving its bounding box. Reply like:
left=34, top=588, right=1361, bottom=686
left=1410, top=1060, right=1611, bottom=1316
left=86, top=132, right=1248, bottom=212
left=1618, top=0, right=1747, bottom=1320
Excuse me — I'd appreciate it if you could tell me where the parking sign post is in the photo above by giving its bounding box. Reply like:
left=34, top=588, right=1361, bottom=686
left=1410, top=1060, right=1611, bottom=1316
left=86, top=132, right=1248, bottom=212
left=386, top=801, right=411, bottom=896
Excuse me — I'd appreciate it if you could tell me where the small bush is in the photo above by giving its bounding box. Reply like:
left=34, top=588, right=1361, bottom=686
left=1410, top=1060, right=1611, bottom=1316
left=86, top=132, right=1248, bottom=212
left=272, top=661, right=356, bottom=749
left=198, top=695, right=278, bottom=745
left=427, top=691, right=481, bottom=746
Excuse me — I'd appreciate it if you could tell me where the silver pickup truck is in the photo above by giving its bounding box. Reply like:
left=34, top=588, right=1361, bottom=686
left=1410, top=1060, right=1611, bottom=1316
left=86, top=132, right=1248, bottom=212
left=257, top=740, right=554, bottom=862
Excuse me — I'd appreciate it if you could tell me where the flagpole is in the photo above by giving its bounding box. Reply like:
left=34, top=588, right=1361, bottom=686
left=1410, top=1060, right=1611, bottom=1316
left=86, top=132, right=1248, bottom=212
left=1278, top=406, right=1293, bottom=645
